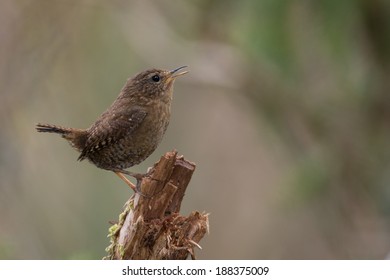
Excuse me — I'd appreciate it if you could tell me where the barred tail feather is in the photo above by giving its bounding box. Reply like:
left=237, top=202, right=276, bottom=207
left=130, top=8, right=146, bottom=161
left=36, top=123, right=71, bottom=135
left=36, top=123, right=88, bottom=152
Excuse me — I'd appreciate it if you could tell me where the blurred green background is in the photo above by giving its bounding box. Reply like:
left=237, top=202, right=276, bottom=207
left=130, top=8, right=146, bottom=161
left=1, top=0, right=390, bottom=259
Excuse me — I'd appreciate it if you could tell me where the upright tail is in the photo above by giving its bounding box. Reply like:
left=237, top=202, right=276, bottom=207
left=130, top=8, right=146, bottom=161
left=36, top=123, right=87, bottom=152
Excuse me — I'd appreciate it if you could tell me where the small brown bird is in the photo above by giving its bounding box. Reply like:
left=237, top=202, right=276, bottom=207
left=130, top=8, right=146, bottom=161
left=36, top=66, right=188, bottom=191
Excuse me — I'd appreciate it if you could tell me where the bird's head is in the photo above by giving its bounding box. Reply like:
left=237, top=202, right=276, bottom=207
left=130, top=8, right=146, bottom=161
left=123, top=66, right=188, bottom=105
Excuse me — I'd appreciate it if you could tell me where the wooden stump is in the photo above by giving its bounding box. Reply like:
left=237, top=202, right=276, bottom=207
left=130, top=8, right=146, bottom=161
left=104, top=150, right=209, bottom=260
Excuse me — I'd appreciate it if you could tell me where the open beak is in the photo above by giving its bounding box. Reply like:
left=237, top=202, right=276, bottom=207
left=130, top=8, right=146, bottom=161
left=170, top=66, right=189, bottom=78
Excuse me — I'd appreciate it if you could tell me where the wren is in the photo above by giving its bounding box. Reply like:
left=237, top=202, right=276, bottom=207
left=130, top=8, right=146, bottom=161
left=36, top=66, right=188, bottom=191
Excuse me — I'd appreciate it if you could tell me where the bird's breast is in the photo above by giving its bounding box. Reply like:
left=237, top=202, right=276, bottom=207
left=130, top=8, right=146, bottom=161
left=118, top=102, right=171, bottom=167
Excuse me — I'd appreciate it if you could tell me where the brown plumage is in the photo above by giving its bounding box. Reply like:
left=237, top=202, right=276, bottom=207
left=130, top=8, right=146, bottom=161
left=36, top=66, right=188, bottom=191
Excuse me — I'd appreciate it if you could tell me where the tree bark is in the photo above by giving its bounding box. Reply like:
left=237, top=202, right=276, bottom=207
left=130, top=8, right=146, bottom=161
left=104, top=150, right=209, bottom=260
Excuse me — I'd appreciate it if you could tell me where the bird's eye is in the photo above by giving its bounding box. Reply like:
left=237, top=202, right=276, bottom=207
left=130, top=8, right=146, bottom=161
left=151, top=75, right=160, bottom=82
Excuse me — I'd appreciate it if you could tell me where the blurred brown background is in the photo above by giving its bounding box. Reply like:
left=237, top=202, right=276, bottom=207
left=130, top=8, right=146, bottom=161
left=1, top=0, right=390, bottom=259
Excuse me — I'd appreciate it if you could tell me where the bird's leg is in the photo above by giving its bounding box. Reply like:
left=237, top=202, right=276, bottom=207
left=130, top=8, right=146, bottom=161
left=114, top=170, right=145, bottom=193
left=114, top=171, right=137, bottom=192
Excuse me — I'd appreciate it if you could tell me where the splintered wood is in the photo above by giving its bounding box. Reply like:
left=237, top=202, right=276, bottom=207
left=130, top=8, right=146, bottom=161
left=104, top=151, right=209, bottom=260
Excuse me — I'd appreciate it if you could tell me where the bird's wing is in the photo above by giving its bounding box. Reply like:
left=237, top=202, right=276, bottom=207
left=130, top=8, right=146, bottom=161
left=78, top=107, right=147, bottom=161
